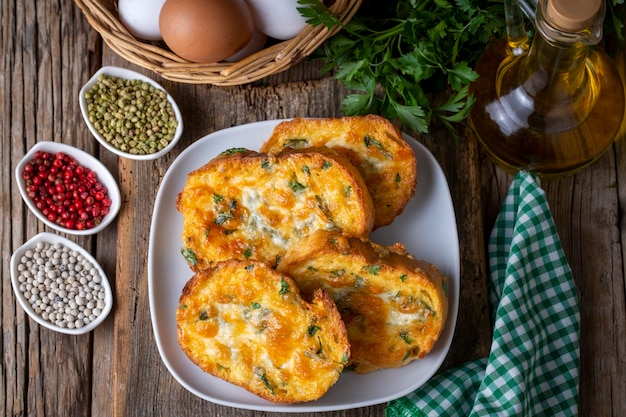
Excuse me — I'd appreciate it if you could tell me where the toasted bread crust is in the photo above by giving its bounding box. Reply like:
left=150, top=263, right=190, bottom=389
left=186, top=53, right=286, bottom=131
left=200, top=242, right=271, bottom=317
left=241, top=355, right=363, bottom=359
left=277, top=230, right=448, bottom=373
left=176, top=260, right=350, bottom=403
left=176, top=147, right=374, bottom=270
left=260, top=115, right=417, bottom=228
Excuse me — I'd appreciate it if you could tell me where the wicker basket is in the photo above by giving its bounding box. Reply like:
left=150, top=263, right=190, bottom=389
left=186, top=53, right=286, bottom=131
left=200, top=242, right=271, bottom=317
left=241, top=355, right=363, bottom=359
left=74, top=0, right=362, bottom=86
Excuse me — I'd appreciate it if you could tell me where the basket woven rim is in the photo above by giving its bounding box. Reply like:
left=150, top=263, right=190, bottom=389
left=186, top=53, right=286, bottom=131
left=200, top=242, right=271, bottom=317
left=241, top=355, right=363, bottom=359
left=74, top=0, right=362, bottom=85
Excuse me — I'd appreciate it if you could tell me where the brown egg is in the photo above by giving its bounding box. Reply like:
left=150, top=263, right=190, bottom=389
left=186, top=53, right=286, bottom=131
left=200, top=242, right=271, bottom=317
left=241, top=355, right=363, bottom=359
left=159, top=0, right=254, bottom=63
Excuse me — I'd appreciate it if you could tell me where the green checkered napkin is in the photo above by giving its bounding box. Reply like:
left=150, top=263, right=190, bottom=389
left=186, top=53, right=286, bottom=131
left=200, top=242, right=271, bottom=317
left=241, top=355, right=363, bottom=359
left=386, top=170, right=580, bottom=417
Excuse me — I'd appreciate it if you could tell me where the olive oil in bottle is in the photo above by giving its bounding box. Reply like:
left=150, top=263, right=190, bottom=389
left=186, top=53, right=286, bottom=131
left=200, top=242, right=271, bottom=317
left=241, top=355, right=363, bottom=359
left=468, top=0, right=625, bottom=178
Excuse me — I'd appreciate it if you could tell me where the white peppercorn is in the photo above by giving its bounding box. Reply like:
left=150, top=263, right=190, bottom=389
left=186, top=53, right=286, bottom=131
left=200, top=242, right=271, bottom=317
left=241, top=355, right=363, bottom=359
left=15, top=240, right=108, bottom=330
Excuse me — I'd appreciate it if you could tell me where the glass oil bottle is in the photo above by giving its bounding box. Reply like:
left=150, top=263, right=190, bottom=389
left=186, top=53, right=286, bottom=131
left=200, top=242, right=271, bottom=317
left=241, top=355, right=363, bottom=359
left=468, top=0, right=625, bottom=178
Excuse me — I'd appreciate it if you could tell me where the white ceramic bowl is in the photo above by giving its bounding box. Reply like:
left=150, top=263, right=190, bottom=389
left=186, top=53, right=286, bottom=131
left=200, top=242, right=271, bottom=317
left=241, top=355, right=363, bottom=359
left=79, top=66, right=184, bottom=160
left=15, top=141, right=121, bottom=235
left=10, top=232, right=114, bottom=335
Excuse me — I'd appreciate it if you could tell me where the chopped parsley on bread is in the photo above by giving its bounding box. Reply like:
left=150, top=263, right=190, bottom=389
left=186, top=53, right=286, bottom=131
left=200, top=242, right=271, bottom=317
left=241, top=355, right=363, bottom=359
left=260, top=115, right=417, bottom=228
left=176, top=260, right=350, bottom=403
left=277, top=230, right=448, bottom=373
left=176, top=146, right=375, bottom=270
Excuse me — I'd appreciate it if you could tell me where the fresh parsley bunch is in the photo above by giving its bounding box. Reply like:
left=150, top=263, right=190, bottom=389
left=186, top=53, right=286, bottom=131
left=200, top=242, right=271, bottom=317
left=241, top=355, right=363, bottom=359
left=299, top=0, right=507, bottom=136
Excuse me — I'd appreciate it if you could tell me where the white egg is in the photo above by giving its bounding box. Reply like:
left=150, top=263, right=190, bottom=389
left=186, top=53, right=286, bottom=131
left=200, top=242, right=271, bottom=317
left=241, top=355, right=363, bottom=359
left=118, top=0, right=166, bottom=41
left=245, top=0, right=309, bottom=40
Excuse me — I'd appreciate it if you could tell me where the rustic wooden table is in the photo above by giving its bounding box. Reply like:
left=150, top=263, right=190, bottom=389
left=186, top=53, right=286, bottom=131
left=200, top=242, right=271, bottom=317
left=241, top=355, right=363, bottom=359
left=2, top=1, right=625, bottom=416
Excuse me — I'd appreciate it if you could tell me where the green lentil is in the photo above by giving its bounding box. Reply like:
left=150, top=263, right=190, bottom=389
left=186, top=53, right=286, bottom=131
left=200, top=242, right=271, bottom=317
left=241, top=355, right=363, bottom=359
left=84, top=74, right=178, bottom=155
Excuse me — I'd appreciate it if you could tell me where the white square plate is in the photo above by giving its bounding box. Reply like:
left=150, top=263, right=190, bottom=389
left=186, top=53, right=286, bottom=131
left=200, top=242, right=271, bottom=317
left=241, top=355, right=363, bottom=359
left=148, top=120, right=459, bottom=412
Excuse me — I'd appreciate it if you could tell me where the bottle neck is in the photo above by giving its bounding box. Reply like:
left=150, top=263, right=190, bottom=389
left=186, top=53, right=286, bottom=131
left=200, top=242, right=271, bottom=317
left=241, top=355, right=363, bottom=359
left=513, top=0, right=605, bottom=93
left=522, top=32, right=590, bottom=90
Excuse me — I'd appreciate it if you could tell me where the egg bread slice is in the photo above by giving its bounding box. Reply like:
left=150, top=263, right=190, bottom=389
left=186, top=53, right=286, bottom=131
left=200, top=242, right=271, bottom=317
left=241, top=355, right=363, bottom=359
left=176, top=259, right=350, bottom=403
left=260, top=115, right=417, bottom=228
left=176, top=146, right=374, bottom=270
left=277, top=230, right=448, bottom=373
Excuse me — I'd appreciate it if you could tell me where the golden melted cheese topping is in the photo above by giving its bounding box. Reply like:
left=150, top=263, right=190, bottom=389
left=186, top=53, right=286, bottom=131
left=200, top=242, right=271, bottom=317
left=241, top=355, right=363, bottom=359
left=260, top=115, right=418, bottom=228
left=176, top=148, right=374, bottom=270
left=177, top=260, right=350, bottom=403
left=277, top=230, right=448, bottom=373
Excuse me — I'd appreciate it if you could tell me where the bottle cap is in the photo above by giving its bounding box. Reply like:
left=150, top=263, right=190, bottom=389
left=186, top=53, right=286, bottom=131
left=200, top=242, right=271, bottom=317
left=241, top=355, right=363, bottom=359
left=546, top=0, right=601, bottom=32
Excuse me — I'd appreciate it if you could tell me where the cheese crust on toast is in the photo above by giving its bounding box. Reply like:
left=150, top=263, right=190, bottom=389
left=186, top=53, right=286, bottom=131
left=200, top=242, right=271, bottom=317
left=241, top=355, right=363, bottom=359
left=176, top=260, right=350, bottom=403
left=277, top=230, right=448, bottom=373
left=176, top=147, right=374, bottom=270
left=260, top=115, right=417, bottom=228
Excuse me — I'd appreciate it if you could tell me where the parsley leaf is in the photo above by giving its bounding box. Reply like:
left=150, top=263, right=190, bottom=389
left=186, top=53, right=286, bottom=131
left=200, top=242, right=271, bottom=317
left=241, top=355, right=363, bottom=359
left=297, top=0, right=342, bottom=28
left=180, top=247, right=197, bottom=266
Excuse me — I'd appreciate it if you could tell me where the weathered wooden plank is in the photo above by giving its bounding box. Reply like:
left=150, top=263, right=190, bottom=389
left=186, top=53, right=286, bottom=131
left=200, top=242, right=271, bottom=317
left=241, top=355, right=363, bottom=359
left=0, top=1, right=111, bottom=417
left=612, top=46, right=626, bottom=411
left=3, top=0, right=28, bottom=415
left=421, top=127, right=493, bottom=367
left=548, top=152, right=622, bottom=416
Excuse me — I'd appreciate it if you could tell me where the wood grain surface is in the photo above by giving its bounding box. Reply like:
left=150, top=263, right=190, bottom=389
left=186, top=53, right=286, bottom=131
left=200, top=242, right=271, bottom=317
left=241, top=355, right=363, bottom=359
left=2, top=0, right=625, bottom=416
